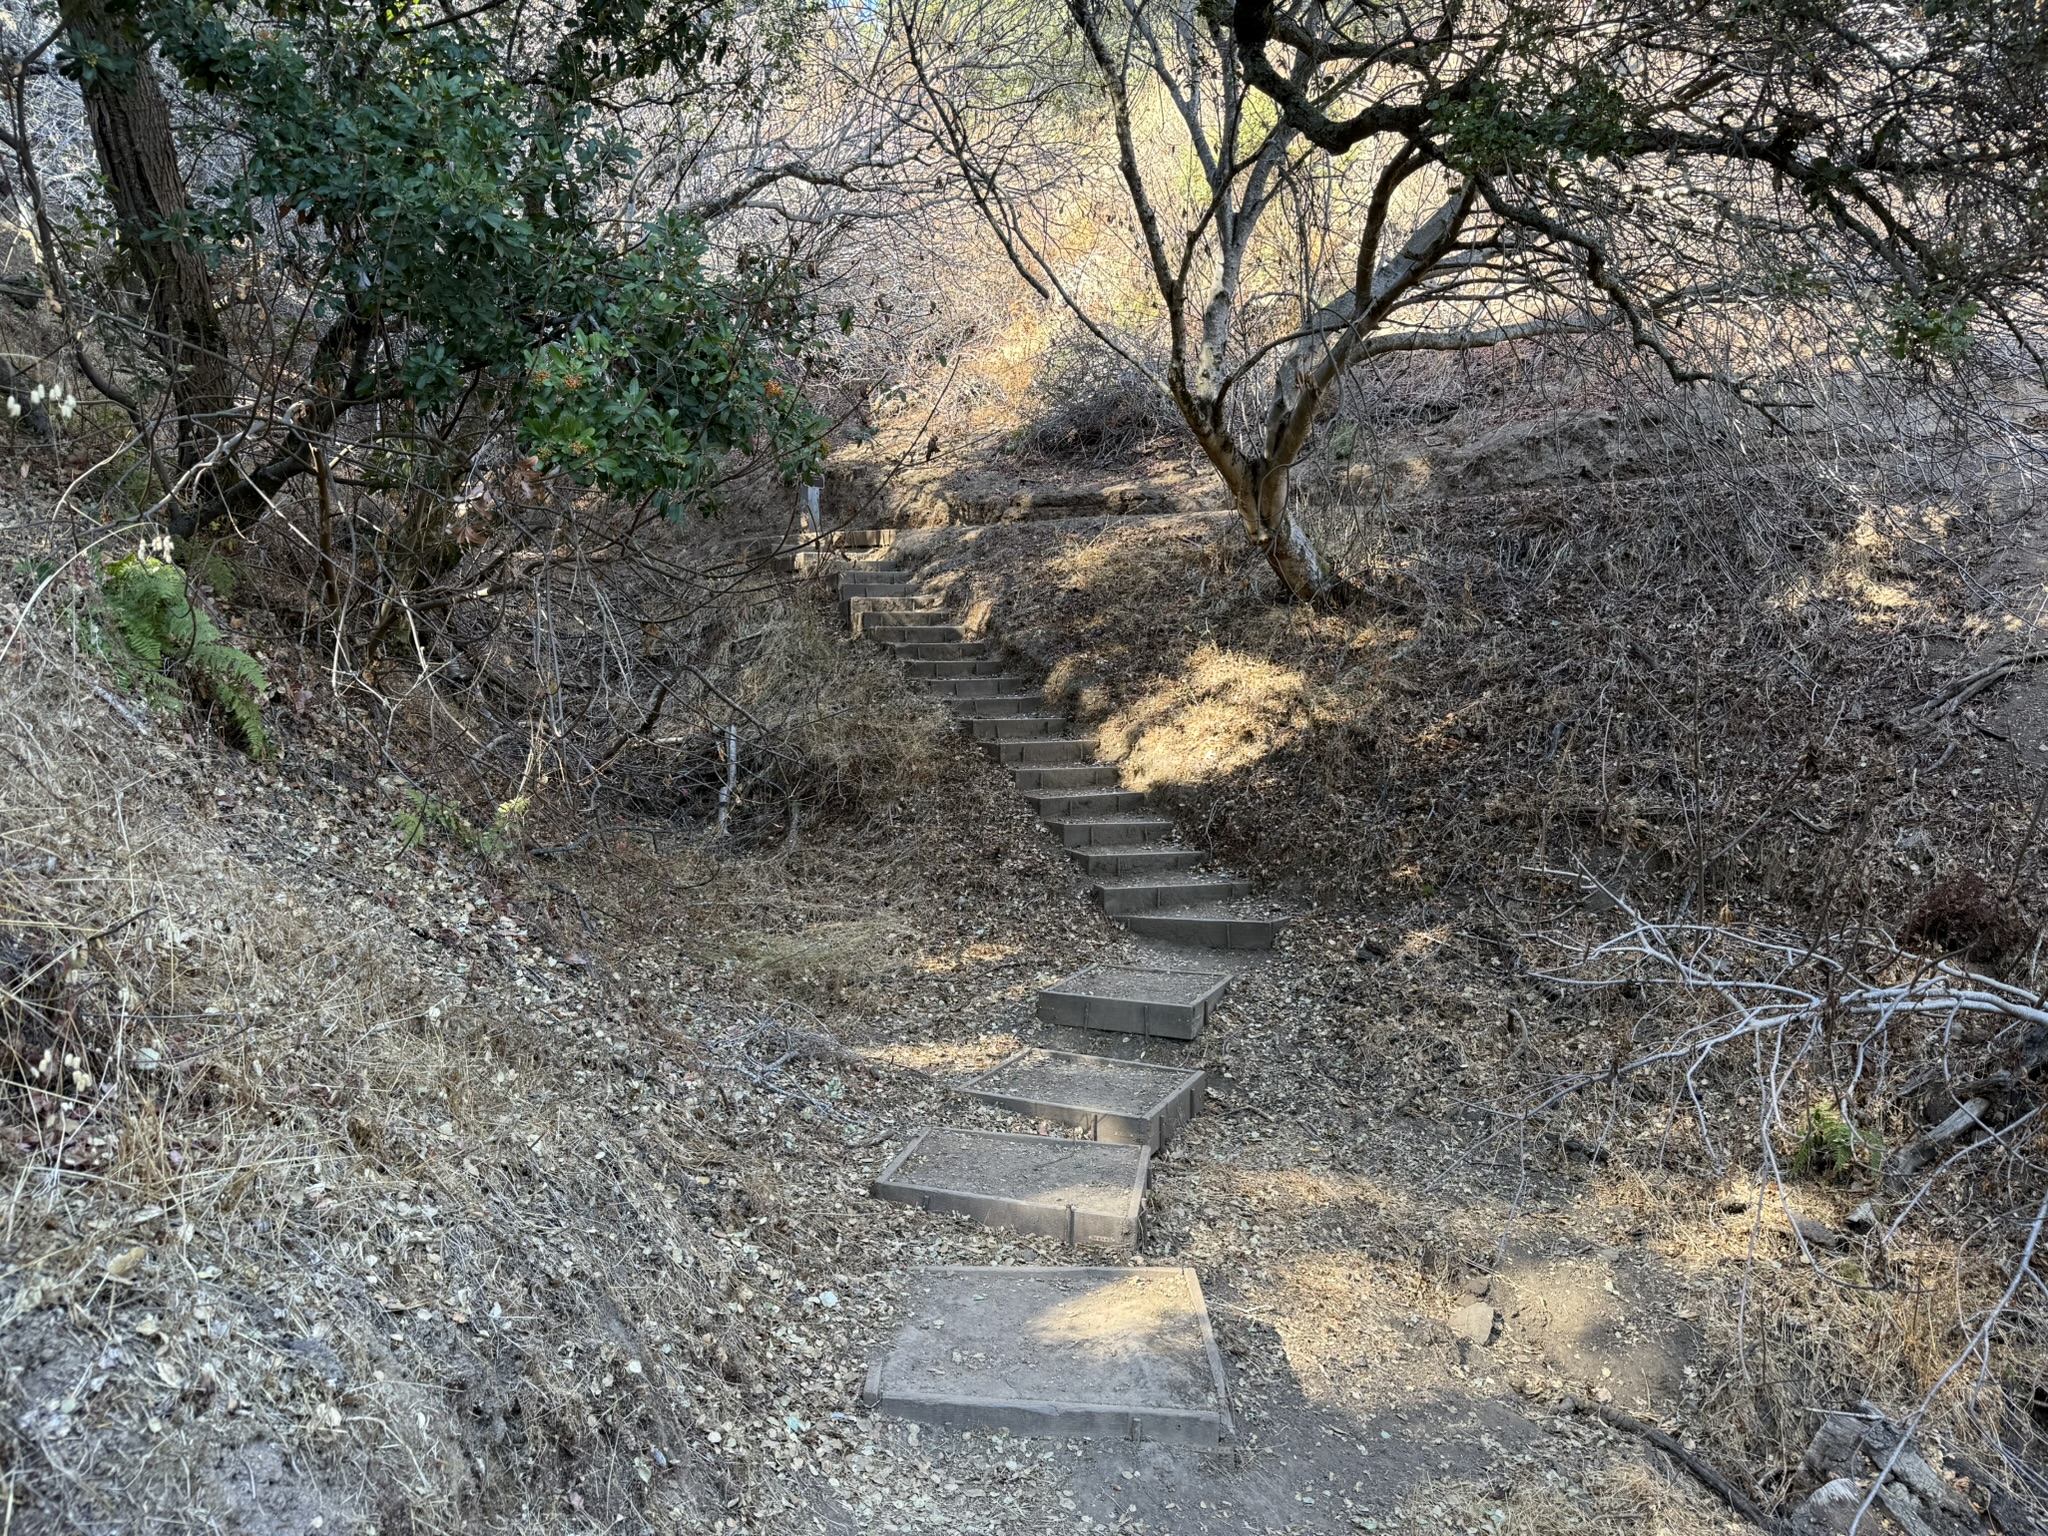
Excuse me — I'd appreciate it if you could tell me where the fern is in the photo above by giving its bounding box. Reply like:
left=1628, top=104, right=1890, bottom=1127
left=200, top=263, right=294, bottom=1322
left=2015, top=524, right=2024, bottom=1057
left=1791, top=1100, right=1883, bottom=1181
left=98, top=553, right=273, bottom=757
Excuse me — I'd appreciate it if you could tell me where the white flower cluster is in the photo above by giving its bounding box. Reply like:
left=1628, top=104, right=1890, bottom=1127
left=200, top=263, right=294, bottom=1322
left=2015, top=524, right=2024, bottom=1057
left=6, top=381, right=78, bottom=421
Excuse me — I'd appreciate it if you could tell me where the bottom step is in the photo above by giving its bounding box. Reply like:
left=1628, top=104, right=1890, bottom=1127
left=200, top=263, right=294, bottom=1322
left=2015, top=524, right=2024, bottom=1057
left=1117, top=903, right=1293, bottom=951
left=864, top=1266, right=1234, bottom=1446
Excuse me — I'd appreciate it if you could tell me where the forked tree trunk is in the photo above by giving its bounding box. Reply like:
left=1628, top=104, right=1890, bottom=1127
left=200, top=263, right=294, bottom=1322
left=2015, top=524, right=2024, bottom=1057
left=1186, top=191, right=1471, bottom=607
left=1180, top=410, right=1349, bottom=605
left=59, top=0, right=236, bottom=471
left=1247, top=457, right=1347, bottom=602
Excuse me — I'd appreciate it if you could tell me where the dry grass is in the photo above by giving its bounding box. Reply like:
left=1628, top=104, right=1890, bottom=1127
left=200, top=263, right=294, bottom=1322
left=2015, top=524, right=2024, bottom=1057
left=0, top=492, right=1031, bottom=1533
left=0, top=627, right=760, bottom=1531
left=914, top=374, right=2034, bottom=933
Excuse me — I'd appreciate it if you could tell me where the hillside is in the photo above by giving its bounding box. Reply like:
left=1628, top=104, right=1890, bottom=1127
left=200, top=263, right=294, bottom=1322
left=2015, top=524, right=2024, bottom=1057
left=6, top=379, right=2047, bottom=1534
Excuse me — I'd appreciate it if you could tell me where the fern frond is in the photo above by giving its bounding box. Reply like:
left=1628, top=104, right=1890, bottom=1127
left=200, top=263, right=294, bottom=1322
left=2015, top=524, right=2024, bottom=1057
left=95, top=553, right=273, bottom=756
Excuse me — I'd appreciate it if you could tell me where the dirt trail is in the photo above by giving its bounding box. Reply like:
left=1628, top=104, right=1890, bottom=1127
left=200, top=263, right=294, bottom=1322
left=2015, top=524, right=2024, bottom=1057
left=794, top=534, right=1751, bottom=1536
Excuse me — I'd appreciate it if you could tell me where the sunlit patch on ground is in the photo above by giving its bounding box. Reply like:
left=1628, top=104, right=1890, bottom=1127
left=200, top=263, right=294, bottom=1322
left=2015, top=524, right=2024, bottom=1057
left=856, top=1038, right=1018, bottom=1076
left=1095, top=644, right=1316, bottom=790
left=911, top=939, right=1029, bottom=976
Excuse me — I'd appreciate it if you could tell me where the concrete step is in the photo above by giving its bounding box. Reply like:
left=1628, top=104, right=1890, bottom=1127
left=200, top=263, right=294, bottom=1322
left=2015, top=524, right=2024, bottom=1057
left=844, top=593, right=940, bottom=616
left=947, top=693, right=1046, bottom=718
left=863, top=1266, right=1233, bottom=1446
left=970, top=715, right=1069, bottom=742
left=1117, top=903, right=1293, bottom=951
left=1026, top=789, right=1147, bottom=818
left=780, top=550, right=862, bottom=575
left=1012, top=764, right=1121, bottom=792
left=824, top=529, right=898, bottom=548
left=1041, top=814, right=1173, bottom=846
left=959, top=1049, right=1208, bottom=1149
left=838, top=583, right=917, bottom=604
left=790, top=552, right=897, bottom=577
left=1069, top=845, right=1204, bottom=877
left=926, top=675, right=1035, bottom=698
left=991, top=738, right=1095, bottom=766
left=904, top=657, right=1009, bottom=679
left=1035, top=964, right=1231, bottom=1042
left=892, top=641, right=996, bottom=662
left=847, top=597, right=944, bottom=635
left=871, top=1128, right=1148, bottom=1249
left=1093, top=876, right=1253, bottom=915
left=870, top=624, right=969, bottom=645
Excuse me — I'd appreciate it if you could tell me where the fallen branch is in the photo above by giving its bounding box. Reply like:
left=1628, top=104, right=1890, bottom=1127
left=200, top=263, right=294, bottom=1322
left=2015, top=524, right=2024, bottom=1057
left=1902, top=650, right=2048, bottom=725
left=1562, top=1396, right=1781, bottom=1533
left=1887, top=1096, right=1991, bottom=1180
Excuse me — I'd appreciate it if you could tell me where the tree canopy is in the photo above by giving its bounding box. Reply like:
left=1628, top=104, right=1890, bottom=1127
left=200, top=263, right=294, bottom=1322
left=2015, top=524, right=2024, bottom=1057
left=49, top=0, right=830, bottom=530
left=906, top=0, right=2048, bottom=600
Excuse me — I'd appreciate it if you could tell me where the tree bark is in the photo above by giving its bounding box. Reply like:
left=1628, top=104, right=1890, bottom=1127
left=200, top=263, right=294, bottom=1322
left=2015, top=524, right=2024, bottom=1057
left=1172, top=401, right=1347, bottom=605
left=1248, top=460, right=1347, bottom=602
left=58, top=0, right=236, bottom=472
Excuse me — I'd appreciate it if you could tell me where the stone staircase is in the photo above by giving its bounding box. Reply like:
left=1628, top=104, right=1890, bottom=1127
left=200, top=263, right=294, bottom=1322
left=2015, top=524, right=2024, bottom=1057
left=791, top=530, right=1292, bottom=965
left=782, top=527, right=1297, bottom=1447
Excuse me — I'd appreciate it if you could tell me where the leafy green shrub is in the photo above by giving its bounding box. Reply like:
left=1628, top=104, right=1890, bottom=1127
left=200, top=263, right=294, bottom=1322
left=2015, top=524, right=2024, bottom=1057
left=95, top=553, right=271, bottom=756
left=145, top=5, right=826, bottom=520
left=392, top=790, right=526, bottom=861
left=1791, top=1100, right=1883, bottom=1181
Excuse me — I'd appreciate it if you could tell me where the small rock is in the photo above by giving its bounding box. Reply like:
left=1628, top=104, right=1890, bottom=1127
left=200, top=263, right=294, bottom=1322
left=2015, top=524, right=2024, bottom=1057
left=1459, top=1274, right=1492, bottom=1298
left=1449, top=1302, right=1496, bottom=1347
left=1792, top=1477, right=1867, bottom=1535
left=1844, top=1201, right=1876, bottom=1234
left=1792, top=1215, right=1841, bottom=1252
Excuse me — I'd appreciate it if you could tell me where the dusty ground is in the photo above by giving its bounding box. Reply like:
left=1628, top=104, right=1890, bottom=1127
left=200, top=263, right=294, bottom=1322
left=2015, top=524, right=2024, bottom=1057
left=5, top=387, right=2046, bottom=1535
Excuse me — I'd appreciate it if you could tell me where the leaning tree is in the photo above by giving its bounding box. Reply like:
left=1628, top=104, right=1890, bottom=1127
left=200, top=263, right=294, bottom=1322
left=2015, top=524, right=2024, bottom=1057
left=904, top=0, right=2048, bottom=602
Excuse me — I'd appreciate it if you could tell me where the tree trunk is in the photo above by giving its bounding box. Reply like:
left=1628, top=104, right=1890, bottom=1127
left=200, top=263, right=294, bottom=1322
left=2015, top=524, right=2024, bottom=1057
left=1177, top=402, right=1350, bottom=605
left=59, top=0, right=236, bottom=472
left=1187, top=423, right=1359, bottom=610
left=1247, top=459, right=1348, bottom=603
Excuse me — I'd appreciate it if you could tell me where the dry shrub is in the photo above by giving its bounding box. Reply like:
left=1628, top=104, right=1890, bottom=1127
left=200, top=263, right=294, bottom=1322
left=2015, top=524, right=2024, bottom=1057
left=740, top=599, right=957, bottom=828
left=1898, top=872, right=2035, bottom=962
left=1487, top=911, right=2048, bottom=1520
left=1012, top=333, right=1178, bottom=463
left=0, top=534, right=896, bottom=1532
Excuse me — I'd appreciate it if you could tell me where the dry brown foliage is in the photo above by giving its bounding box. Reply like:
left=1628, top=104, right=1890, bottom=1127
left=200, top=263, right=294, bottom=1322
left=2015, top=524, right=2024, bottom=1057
left=0, top=485, right=1015, bottom=1532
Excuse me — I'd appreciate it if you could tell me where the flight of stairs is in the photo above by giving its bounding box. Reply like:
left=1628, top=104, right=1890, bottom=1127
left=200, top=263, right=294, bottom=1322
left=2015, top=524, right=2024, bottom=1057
left=782, top=525, right=1291, bottom=1444
left=792, top=529, right=1291, bottom=956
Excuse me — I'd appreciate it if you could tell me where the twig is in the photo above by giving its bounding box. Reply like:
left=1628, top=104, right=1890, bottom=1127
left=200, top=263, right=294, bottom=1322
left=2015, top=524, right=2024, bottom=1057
left=1561, top=1396, right=1781, bottom=1532
left=88, top=684, right=152, bottom=736
left=1902, top=650, right=2048, bottom=725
